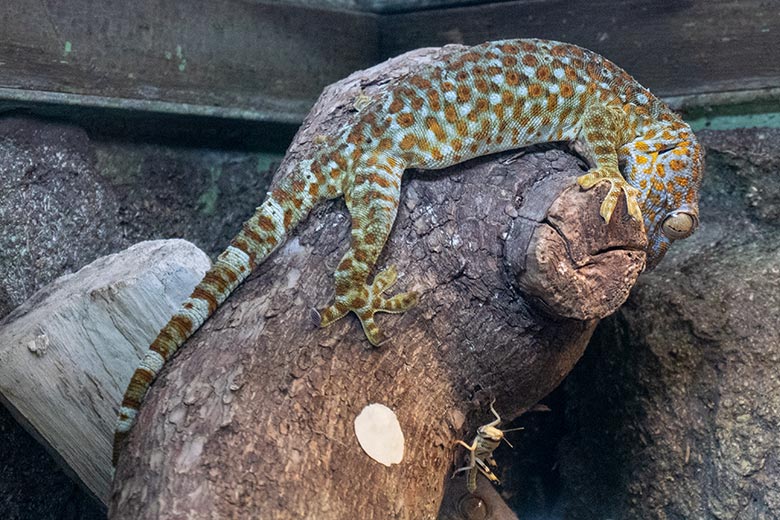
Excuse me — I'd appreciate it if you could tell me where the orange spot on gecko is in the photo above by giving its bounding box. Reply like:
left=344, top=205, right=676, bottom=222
left=546, top=94, right=558, bottom=112
left=426, top=117, right=446, bottom=141
left=330, top=152, right=347, bottom=170
left=586, top=62, right=601, bottom=81
left=368, top=173, right=391, bottom=189
left=427, top=89, right=440, bottom=110
left=505, top=70, right=521, bottom=86
left=389, top=97, right=404, bottom=114
left=377, top=138, right=393, bottom=152
left=536, top=66, right=552, bottom=81
left=397, top=113, right=415, bottom=128
left=522, top=54, right=538, bottom=67
left=528, top=84, right=544, bottom=97
left=399, top=134, right=417, bottom=150
left=256, top=215, right=275, bottom=232
left=502, top=91, right=515, bottom=105
left=409, top=75, right=432, bottom=89
left=550, top=44, right=569, bottom=57
left=457, top=85, right=472, bottom=103
left=480, top=119, right=491, bottom=137
left=560, top=82, right=574, bottom=98
left=444, top=105, right=458, bottom=123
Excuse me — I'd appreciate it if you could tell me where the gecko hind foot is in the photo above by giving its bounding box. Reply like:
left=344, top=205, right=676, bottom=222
left=577, top=168, right=643, bottom=223
left=319, top=265, right=418, bottom=346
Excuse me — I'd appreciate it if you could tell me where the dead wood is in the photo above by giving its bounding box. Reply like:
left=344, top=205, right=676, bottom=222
left=109, top=46, right=646, bottom=519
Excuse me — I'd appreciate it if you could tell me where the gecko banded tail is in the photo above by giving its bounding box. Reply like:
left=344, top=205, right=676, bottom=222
left=113, top=160, right=339, bottom=465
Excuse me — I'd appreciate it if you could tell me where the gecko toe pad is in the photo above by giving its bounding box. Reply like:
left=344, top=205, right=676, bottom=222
left=577, top=169, right=643, bottom=223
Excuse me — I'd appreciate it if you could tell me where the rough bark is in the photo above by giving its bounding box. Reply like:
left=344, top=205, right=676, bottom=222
left=109, top=47, right=646, bottom=519
left=554, top=127, right=780, bottom=519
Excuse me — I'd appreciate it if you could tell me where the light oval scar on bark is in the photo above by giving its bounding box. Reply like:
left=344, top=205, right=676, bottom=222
left=354, top=403, right=405, bottom=466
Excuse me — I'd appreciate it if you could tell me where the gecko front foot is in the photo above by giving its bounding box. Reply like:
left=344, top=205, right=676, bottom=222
left=319, top=265, right=418, bottom=346
left=577, top=169, right=643, bottom=223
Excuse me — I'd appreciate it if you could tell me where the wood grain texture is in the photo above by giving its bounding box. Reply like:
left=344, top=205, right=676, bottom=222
left=381, top=0, right=780, bottom=99
left=0, top=240, right=210, bottom=504
left=1, top=0, right=776, bottom=125
left=109, top=47, right=646, bottom=519
left=0, top=0, right=378, bottom=123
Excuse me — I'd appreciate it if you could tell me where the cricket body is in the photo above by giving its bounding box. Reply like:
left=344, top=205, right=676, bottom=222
left=453, top=401, right=522, bottom=493
left=113, top=38, right=704, bottom=464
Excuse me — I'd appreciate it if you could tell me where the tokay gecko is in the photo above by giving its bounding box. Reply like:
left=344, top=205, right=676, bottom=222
left=113, top=38, right=703, bottom=464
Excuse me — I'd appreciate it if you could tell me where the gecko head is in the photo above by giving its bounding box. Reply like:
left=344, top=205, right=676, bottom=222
left=626, top=130, right=704, bottom=270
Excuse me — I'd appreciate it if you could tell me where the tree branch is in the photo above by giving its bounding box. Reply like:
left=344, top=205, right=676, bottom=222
left=110, top=46, right=646, bottom=519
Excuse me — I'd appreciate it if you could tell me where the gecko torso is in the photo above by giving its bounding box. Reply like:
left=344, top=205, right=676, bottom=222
left=114, top=38, right=703, bottom=464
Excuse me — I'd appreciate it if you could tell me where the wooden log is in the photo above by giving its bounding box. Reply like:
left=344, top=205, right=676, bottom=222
left=0, top=240, right=210, bottom=505
left=3, top=0, right=777, bottom=129
left=380, top=0, right=780, bottom=103
left=109, top=47, right=646, bottom=518
left=0, top=0, right=377, bottom=124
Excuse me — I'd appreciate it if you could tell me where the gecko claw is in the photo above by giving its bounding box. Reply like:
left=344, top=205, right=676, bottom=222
left=577, top=169, right=643, bottom=223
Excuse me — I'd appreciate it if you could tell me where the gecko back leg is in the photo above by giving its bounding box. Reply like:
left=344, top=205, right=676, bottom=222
left=318, top=156, right=418, bottom=346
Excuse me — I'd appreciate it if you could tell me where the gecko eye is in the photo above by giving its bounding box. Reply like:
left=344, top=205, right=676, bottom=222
left=661, top=211, right=698, bottom=240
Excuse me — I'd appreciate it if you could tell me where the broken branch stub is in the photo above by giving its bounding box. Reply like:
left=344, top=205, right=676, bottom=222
left=508, top=178, right=647, bottom=321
